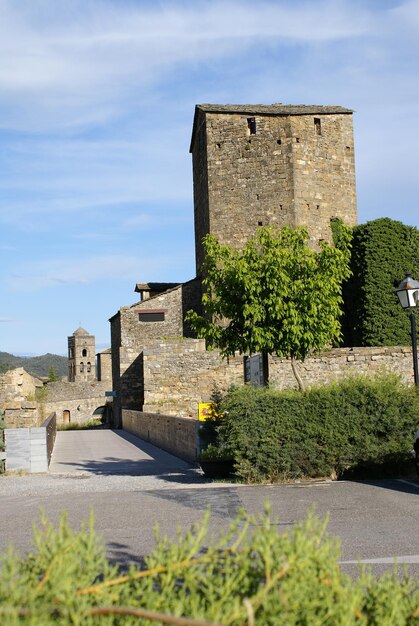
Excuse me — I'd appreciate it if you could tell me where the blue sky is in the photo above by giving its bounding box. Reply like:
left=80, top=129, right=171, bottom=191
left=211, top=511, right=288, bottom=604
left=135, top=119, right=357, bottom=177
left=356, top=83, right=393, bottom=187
left=0, top=0, right=418, bottom=356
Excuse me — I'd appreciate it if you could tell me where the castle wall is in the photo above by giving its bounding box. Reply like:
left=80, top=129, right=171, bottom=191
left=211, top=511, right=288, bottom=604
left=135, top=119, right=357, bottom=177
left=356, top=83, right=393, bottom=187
left=142, top=339, right=415, bottom=418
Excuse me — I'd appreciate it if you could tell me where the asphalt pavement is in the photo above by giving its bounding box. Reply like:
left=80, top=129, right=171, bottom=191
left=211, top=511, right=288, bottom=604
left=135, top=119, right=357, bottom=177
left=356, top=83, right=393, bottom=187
left=1, top=429, right=418, bottom=579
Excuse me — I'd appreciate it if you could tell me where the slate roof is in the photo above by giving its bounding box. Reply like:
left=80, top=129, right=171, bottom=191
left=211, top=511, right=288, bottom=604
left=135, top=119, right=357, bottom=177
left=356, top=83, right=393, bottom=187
left=196, top=103, right=353, bottom=115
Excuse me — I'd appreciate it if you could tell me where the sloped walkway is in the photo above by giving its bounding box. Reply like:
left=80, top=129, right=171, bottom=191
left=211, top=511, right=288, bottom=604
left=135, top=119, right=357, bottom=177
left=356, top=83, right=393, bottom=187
left=49, top=429, right=203, bottom=482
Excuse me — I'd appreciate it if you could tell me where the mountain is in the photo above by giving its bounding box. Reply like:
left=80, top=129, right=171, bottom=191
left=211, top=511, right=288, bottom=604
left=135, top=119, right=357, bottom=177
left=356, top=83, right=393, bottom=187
left=0, top=352, right=68, bottom=378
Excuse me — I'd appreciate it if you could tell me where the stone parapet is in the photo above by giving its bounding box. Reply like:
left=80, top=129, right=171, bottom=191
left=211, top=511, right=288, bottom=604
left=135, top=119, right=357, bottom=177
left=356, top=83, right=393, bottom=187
left=122, top=410, right=199, bottom=463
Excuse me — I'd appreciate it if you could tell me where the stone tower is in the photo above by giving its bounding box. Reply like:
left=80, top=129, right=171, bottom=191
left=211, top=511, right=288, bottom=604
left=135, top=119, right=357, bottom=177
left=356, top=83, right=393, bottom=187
left=68, top=327, right=96, bottom=382
left=190, top=104, right=357, bottom=274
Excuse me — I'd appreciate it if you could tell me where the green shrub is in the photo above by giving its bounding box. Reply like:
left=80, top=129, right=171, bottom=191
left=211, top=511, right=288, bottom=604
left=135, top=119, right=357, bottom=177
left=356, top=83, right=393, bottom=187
left=0, top=508, right=418, bottom=625
left=217, top=374, right=418, bottom=482
left=343, top=218, right=419, bottom=347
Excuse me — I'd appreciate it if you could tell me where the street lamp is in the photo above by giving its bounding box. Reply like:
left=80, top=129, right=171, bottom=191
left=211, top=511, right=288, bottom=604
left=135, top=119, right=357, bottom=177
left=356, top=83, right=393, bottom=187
left=395, top=272, right=419, bottom=386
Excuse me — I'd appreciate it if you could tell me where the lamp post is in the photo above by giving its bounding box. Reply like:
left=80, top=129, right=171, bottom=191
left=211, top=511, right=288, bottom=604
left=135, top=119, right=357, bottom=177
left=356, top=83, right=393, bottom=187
left=396, top=272, right=419, bottom=386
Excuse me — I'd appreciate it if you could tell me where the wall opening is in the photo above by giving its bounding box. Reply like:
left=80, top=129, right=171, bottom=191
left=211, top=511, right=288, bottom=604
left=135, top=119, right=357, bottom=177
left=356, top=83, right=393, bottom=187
left=314, top=118, right=322, bottom=135
left=139, top=311, right=165, bottom=322
left=82, top=348, right=87, bottom=357
left=80, top=362, right=84, bottom=372
left=87, top=362, right=91, bottom=372
left=63, top=410, right=70, bottom=424
left=247, top=117, right=256, bottom=135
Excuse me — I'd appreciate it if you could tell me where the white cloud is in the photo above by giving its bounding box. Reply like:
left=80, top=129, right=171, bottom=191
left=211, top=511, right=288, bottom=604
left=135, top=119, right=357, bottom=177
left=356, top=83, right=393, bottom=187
left=7, top=253, right=171, bottom=291
left=0, top=0, right=376, bottom=131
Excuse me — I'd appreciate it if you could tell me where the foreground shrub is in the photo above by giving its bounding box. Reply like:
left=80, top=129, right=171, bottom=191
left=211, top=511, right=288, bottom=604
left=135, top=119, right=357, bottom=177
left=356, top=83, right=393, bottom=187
left=217, top=374, right=419, bottom=482
left=0, top=508, right=418, bottom=625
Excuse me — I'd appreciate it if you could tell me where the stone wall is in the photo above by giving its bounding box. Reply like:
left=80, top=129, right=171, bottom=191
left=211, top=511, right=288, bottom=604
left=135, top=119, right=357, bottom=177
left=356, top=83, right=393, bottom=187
left=0, top=368, right=42, bottom=428
left=142, top=339, right=416, bottom=417
left=122, top=410, right=199, bottom=462
left=191, top=107, right=357, bottom=273
left=42, top=380, right=110, bottom=425
left=269, top=346, right=415, bottom=389
left=143, top=338, right=244, bottom=417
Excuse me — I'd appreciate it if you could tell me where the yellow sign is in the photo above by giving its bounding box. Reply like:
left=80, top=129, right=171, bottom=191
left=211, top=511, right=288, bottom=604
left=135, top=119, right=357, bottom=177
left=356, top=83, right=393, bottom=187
left=198, top=402, right=215, bottom=421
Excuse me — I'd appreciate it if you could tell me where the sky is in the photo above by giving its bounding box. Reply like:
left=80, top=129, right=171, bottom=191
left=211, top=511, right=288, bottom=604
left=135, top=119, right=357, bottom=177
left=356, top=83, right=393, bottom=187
left=0, top=0, right=418, bottom=356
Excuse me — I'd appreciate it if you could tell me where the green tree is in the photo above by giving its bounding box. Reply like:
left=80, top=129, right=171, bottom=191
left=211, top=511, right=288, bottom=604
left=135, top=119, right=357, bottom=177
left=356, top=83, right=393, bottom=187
left=186, top=223, right=352, bottom=390
left=48, top=366, right=58, bottom=382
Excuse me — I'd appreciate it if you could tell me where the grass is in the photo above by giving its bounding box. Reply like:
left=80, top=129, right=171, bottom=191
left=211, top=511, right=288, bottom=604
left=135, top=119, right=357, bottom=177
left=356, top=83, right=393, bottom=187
left=57, top=418, right=103, bottom=431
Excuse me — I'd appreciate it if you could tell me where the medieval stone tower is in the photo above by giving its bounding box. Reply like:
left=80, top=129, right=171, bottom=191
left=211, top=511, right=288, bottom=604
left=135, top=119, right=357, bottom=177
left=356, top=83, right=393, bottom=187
left=190, top=104, right=357, bottom=274
left=68, top=327, right=96, bottom=383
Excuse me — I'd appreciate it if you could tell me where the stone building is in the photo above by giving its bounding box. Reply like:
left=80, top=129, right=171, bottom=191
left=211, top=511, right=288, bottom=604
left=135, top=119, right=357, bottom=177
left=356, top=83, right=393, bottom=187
left=68, top=327, right=96, bottom=382
left=96, top=348, right=112, bottom=384
left=110, top=279, right=201, bottom=425
left=109, top=102, right=358, bottom=422
left=190, top=104, right=357, bottom=273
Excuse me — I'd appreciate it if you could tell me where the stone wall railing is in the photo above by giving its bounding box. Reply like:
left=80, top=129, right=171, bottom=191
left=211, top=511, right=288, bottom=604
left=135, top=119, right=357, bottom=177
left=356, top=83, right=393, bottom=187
left=5, top=412, right=57, bottom=473
left=143, top=340, right=416, bottom=417
left=122, top=410, right=199, bottom=463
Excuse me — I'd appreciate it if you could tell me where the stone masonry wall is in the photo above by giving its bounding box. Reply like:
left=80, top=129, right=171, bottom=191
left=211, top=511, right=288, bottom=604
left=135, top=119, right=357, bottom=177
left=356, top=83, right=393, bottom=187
left=42, top=380, right=109, bottom=425
left=122, top=410, right=199, bottom=463
left=143, top=340, right=416, bottom=418
left=0, top=368, right=42, bottom=428
left=192, top=109, right=357, bottom=273
left=143, top=339, right=244, bottom=417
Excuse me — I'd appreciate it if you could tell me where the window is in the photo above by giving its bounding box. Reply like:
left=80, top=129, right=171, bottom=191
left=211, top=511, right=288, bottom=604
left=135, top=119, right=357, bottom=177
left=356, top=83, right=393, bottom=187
left=87, top=362, right=91, bottom=372
left=82, top=348, right=87, bottom=357
left=314, top=118, right=321, bottom=135
left=247, top=117, right=256, bottom=135
left=138, top=310, right=166, bottom=322
left=80, top=363, right=84, bottom=373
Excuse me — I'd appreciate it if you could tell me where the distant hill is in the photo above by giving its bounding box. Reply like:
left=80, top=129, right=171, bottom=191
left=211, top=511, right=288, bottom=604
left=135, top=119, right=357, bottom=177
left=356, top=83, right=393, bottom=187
left=0, top=352, right=68, bottom=378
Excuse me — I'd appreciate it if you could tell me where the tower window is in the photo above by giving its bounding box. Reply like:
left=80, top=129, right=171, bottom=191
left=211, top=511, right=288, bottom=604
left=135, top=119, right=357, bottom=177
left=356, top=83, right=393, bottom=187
left=247, top=117, right=256, bottom=135
left=80, top=363, right=84, bottom=373
left=314, top=118, right=321, bottom=135
left=258, top=221, right=263, bottom=226
left=87, top=362, right=91, bottom=372
left=82, top=349, right=87, bottom=357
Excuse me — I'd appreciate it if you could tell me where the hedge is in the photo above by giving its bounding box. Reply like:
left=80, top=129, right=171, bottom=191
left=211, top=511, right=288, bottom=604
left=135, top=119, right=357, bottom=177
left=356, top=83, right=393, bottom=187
left=342, top=217, right=419, bottom=347
left=217, top=374, right=418, bottom=482
left=0, top=508, right=418, bottom=625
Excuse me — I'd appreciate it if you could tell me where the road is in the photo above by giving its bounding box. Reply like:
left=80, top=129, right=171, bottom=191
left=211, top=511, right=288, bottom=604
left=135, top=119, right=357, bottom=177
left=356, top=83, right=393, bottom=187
left=1, top=429, right=418, bottom=578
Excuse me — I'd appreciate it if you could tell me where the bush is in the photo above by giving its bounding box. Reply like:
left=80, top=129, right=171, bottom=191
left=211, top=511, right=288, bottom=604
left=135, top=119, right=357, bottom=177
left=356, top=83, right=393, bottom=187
left=342, top=218, right=419, bottom=347
left=217, top=374, right=419, bottom=482
left=0, top=508, right=418, bottom=625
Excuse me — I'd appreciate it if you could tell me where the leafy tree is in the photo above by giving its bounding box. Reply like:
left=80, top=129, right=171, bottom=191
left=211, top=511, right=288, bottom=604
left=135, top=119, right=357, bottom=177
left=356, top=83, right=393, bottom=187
left=186, top=223, right=352, bottom=390
left=48, top=366, right=58, bottom=382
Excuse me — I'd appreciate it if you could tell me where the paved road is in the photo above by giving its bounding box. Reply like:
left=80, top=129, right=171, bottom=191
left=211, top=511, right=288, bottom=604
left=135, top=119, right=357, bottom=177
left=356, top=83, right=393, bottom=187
left=1, top=429, right=418, bottom=579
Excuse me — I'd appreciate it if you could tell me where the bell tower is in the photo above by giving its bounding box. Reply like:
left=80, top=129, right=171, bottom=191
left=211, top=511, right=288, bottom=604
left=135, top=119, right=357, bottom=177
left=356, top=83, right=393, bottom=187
left=68, top=327, right=96, bottom=382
